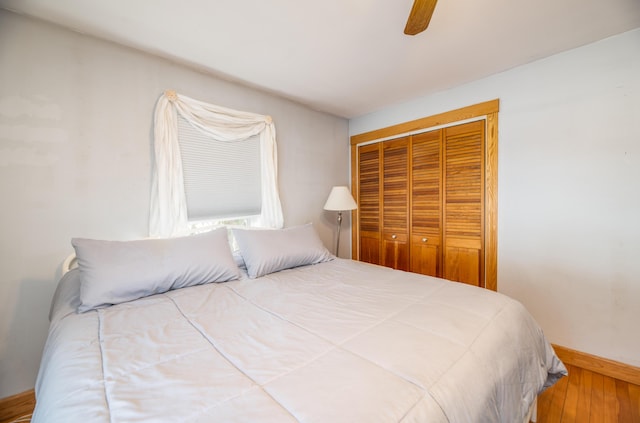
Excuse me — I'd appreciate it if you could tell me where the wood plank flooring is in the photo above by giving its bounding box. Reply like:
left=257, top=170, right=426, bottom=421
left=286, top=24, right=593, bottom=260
left=536, top=363, right=640, bottom=423
left=2, top=364, right=638, bottom=423
left=0, top=389, right=34, bottom=423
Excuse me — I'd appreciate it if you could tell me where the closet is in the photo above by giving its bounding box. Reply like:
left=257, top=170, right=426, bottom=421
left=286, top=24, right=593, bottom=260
left=350, top=100, right=498, bottom=290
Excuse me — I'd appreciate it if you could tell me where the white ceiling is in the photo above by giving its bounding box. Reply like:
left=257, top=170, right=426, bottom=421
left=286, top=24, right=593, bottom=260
left=2, top=0, right=640, bottom=118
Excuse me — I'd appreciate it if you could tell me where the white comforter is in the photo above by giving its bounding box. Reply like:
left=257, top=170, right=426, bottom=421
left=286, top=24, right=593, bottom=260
left=34, top=259, right=566, bottom=422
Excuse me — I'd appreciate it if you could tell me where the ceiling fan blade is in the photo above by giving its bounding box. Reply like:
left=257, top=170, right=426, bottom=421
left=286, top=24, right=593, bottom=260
left=404, top=0, right=438, bottom=35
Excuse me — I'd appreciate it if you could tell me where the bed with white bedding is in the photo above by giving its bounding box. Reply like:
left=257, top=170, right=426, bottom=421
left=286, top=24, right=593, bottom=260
left=33, top=225, right=566, bottom=422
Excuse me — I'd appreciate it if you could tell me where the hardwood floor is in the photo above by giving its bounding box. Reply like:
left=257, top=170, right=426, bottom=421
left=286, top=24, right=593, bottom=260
left=1, top=363, right=638, bottom=423
left=536, top=363, right=640, bottom=423
left=0, top=389, right=34, bottom=423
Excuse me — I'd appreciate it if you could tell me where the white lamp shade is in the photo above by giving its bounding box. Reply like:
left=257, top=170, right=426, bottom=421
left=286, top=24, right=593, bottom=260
left=323, top=186, right=357, bottom=211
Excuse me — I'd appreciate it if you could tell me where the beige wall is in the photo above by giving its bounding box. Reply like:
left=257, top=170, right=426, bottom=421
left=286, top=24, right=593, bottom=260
left=0, top=10, right=349, bottom=398
left=350, top=28, right=640, bottom=369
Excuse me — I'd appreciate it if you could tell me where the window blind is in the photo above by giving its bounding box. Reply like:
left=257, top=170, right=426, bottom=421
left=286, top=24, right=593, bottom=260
left=177, top=114, right=262, bottom=220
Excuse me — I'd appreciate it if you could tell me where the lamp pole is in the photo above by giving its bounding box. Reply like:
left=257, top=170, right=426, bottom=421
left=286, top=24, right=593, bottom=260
left=336, top=210, right=343, bottom=257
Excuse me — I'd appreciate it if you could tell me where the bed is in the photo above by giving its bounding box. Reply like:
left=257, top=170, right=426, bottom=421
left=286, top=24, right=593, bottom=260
left=33, top=225, right=566, bottom=422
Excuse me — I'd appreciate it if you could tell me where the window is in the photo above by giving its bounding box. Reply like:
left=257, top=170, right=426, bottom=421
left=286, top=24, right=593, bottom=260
left=150, top=91, right=283, bottom=238
left=177, top=114, right=261, bottom=233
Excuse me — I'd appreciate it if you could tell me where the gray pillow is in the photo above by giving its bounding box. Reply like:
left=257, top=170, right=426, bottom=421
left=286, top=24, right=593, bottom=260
left=72, top=228, right=240, bottom=312
left=233, top=223, right=333, bottom=278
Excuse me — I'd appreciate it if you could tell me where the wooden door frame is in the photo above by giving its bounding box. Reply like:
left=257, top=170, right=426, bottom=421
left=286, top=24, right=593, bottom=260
left=350, top=99, right=499, bottom=291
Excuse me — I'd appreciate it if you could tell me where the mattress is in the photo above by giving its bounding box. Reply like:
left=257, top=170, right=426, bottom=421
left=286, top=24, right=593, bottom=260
left=34, top=258, right=566, bottom=422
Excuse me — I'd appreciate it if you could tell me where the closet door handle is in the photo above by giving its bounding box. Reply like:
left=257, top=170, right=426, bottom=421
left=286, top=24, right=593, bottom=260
left=422, top=237, right=428, bottom=242
left=391, top=234, right=397, bottom=239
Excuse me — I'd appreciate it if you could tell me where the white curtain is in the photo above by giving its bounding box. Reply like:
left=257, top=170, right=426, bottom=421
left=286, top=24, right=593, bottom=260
left=150, top=90, right=283, bottom=237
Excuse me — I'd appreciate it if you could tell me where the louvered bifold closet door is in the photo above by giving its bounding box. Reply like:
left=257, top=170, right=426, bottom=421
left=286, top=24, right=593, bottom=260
left=410, top=130, right=442, bottom=277
left=357, top=143, right=382, bottom=265
left=443, top=120, right=485, bottom=286
left=382, top=137, right=410, bottom=271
